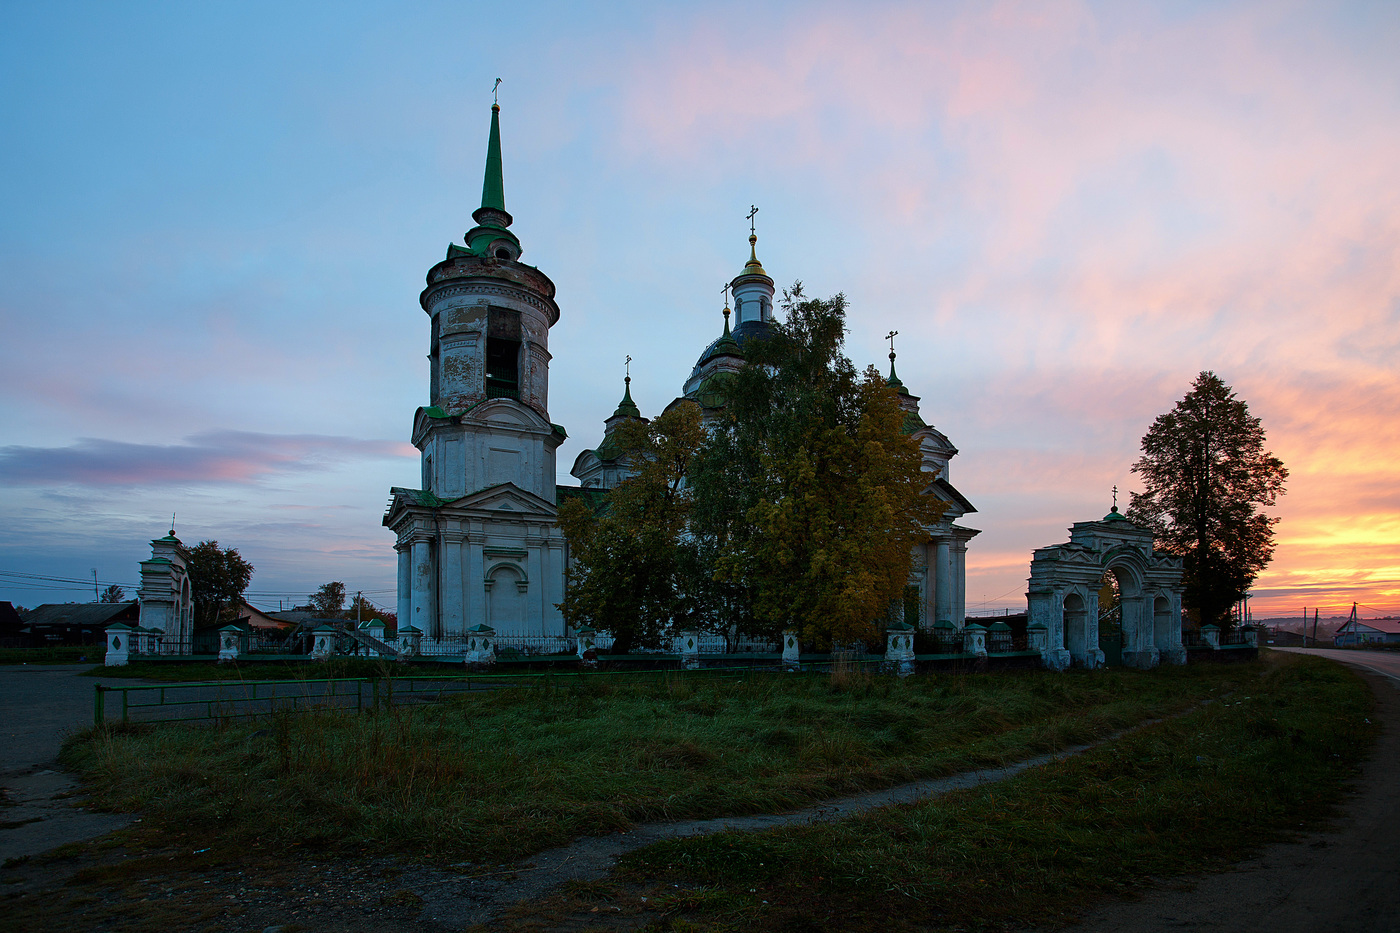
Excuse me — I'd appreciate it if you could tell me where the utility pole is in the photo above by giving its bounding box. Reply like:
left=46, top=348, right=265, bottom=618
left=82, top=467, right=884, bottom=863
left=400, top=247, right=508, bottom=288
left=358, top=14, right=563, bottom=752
left=356, top=591, right=362, bottom=626
left=92, top=568, right=99, bottom=601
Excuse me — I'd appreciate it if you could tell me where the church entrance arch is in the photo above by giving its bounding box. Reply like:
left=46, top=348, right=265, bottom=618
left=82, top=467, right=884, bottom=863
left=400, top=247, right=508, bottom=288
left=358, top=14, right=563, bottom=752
left=1027, top=506, right=1187, bottom=670
left=1096, top=570, right=1124, bottom=667
left=485, top=562, right=528, bottom=636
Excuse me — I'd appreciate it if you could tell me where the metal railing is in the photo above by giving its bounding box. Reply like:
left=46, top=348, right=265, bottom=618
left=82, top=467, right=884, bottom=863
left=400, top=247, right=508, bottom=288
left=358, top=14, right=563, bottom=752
left=91, top=666, right=780, bottom=727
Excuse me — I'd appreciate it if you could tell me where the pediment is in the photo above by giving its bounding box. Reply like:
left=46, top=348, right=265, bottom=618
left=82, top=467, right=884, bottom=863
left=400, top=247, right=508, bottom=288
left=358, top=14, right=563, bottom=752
left=445, top=482, right=557, bottom=517
left=466, top=398, right=552, bottom=430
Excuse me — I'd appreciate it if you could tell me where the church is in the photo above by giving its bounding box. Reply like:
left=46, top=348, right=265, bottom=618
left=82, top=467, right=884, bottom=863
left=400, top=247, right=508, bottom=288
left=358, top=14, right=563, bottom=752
left=383, top=102, right=978, bottom=646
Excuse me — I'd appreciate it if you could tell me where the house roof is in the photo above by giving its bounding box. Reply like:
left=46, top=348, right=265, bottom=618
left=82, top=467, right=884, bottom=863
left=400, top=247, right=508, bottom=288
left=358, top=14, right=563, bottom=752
left=24, top=601, right=139, bottom=628
left=1340, top=617, right=1400, bottom=635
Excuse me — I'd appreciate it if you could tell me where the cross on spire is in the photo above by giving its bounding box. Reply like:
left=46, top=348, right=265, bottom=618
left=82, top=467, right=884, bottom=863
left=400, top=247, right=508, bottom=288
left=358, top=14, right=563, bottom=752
left=886, top=330, right=899, bottom=355
left=625, top=354, right=632, bottom=380
left=1112, top=485, right=1118, bottom=509
left=492, top=77, right=502, bottom=106
left=747, top=204, right=759, bottom=236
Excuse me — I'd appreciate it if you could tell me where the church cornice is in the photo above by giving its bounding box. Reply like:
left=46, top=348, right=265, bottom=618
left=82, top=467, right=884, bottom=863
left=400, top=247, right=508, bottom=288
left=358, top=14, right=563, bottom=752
left=421, top=260, right=559, bottom=325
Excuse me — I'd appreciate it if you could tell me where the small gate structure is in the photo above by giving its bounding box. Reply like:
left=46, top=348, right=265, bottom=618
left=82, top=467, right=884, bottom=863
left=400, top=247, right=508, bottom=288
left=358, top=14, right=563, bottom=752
left=1026, top=505, right=1186, bottom=670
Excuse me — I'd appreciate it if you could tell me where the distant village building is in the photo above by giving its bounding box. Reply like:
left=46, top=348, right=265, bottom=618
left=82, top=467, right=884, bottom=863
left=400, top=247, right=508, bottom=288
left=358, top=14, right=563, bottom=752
left=23, top=600, right=138, bottom=646
left=383, top=102, right=979, bottom=644
left=1333, top=616, right=1400, bottom=646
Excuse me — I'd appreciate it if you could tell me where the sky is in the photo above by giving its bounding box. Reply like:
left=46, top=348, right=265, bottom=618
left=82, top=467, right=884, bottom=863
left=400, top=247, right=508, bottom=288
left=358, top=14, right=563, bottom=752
left=1, top=0, right=1397, bottom=619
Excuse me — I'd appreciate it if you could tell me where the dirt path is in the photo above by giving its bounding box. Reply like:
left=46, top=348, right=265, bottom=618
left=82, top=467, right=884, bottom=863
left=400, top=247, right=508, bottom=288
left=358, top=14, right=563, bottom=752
left=1056, top=659, right=1400, bottom=933
left=415, top=739, right=1117, bottom=928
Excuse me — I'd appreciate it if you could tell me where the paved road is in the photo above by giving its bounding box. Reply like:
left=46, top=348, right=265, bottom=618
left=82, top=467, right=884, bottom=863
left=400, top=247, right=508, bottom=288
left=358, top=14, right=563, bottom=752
left=1063, top=647, right=1400, bottom=933
left=1273, top=645, right=1400, bottom=683
left=0, top=665, right=133, bottom=862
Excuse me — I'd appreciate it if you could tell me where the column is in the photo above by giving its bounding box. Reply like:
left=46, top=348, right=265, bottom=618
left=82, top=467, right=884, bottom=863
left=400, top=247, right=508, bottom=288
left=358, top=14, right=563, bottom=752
left=527, top=533, right=543, bottom=635
left=410, top=536, right=435, bottom=640
left=440, top=532, right=465, bottom=638
left=921, top=544, right=937, bottom=631
left=934, top=539, right=953, bottom=625
left=396, top=544, right=411, bottom=631
left=466, top=530, right=486, bottom=628
left=952, top=540, right=968, bottom=626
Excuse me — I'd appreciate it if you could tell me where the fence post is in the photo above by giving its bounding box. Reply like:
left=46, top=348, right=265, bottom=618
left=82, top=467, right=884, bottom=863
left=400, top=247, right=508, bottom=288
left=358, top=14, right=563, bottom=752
left=782, top=630, right=801, bottom=672
left=94, top=685, right=105, bottom=727
left=675, top=630, right=700, bottom=670
left=121, top=689, right=129, bottom=723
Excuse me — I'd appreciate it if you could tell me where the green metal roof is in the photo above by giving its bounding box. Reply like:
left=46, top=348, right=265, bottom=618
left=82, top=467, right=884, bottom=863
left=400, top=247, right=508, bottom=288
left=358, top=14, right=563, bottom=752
left=611, top=376, right=641, bottom=420
left=481, top=104, right=505, bottom=213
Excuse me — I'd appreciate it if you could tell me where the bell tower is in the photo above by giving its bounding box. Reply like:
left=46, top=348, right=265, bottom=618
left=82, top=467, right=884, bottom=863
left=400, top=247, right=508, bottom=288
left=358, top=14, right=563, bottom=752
left=384, top=94, right=568, bottom=642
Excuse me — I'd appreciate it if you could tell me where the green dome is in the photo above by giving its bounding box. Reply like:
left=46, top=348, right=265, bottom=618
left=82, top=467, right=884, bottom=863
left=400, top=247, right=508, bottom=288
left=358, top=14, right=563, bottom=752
left=1103, top=505, right=1128, bottom=523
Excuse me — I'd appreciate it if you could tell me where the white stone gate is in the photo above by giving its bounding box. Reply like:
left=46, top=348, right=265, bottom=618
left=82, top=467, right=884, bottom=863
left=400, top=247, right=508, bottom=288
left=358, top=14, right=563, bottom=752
left=1026, top=507, right=1187, bottom=670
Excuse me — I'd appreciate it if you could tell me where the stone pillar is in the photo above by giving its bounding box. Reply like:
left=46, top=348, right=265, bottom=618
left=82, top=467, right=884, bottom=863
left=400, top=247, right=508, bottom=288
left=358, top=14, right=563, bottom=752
left=576, top=626, right=598, bottom=667
left=410, top=536, right=435, bottom=642
left=105, top=623, right=133, bottom=667
left=1201, top=624, right=1220, bottom=649
left=526, top=538, right=544, bottom=636
left=396, top=544, right=411, bottom=637
left=961, top=622, right=988, bottom=658
left=311, top=626, right=337, bottom=660
left=466, top=530, right=486, bottom=630
left=782, top=630, right=801, bottom=671
left=675, top=630, right=700, bottom=670
left=217, top=624, right=242, bottom=663
left=1027, top=621, right=1048, bottom=652
left=440, top=532, right=465, bottom=639
left=464, top=624, right=496, bottom=666
left=884, top=625, right=916, bottom=676
left=951, top=539, right=969, bottom=627
left=934, top=539, right=953, bottom=625
left=397, top=624, right=422, bottom=659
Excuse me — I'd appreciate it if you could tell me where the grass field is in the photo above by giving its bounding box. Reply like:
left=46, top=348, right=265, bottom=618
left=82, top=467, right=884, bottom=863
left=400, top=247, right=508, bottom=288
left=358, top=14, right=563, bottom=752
left=609, top=653, right=1374, bottom=931
left=65, top=659, right=1303, bottom=866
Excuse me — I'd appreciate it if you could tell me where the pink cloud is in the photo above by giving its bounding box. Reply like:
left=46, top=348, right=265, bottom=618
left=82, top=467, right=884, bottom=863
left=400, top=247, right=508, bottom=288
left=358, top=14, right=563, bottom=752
left=0, top=431, right=416, bottom=487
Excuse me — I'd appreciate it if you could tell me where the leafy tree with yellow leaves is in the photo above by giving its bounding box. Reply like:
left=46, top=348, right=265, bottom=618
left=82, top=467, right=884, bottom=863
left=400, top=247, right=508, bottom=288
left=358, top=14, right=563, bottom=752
left=557, top=404, right=706, bottom=654
left=706, top=286, right=945, bottom=648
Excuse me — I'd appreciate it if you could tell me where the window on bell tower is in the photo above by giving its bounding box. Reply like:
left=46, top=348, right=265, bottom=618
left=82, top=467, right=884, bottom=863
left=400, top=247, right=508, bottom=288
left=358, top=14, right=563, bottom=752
left=485, top=307, right=523, bottom=400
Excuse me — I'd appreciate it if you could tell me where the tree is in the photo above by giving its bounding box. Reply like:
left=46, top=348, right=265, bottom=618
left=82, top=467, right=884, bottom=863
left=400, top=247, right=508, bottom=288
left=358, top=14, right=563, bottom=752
left=1127, top=372, right=1288, bottom=628
left=186, top=541, right=254, bottom=629
left=99, top=584, right=126, bottom=603
left=558, top=404, right=706, bottom=654
left=699, top=286, right=945, bottom=647
left=308, top=581, right=347, bottom=617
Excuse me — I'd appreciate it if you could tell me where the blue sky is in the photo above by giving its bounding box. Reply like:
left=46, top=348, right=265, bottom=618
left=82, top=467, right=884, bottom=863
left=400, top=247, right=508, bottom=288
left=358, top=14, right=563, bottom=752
left=3, top=1, right=1398, bottom=616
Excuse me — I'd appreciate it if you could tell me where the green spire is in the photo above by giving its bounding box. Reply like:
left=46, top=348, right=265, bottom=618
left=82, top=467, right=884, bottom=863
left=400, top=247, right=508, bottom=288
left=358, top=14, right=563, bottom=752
left=481, top=104, right=506, bottom=213
left=460, top=96, right=521, bottom=260
left=612, top=375, right=641, bottom=420
left=887, top=349, right=905, bottom=390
